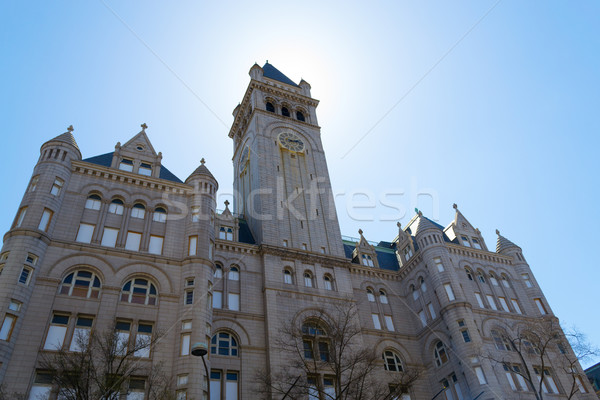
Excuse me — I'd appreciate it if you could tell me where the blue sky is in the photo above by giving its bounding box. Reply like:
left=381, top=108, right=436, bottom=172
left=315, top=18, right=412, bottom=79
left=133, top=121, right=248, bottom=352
left=1, top=1, right=599, bottom=366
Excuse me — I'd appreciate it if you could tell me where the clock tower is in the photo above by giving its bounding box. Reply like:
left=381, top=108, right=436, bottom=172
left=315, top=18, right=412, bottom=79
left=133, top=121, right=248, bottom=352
left=229, top=62, right=344, bottom=257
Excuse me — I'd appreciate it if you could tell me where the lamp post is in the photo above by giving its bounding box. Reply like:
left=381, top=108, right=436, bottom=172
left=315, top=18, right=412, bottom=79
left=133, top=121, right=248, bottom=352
left=191, top=342, right=210, bottom=400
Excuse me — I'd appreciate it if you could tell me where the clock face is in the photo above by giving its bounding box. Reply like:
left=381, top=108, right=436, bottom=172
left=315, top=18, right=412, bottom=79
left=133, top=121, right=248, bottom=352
left=277, top=132, right=305, bottom=152
left=239, top=146, right=249, bottom=173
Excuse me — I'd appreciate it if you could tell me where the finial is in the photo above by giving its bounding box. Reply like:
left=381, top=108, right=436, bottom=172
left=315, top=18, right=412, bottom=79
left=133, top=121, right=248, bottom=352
left=224, top=200, right=230, bottom=208
left=397, top=222, right=401, bottom=228
left=496, top=229, right=500, bottom=235
left=476, top=228, right=480, bottom=234
left=418, top=210, right=423, bottom=217
left=358, top=229, right=363, bottom=236
left=67, top=125, right=74, bottom=132
left=141, top=123, right=148, bottom=131
left=414, top=207, right=419, bottom=214
left=200, top=158, right=206, bottom=165
left=453, top=203, right=457, bottom=209
left=266, top=59, right=269, bottom=64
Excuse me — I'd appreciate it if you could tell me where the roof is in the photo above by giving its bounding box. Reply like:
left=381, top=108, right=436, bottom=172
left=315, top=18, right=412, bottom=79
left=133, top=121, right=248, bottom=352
left=82, top=152, right=183, bottom=183
left=496, top=233, right=520, bottom=253
left=47, top=131, right=80, bottom=151
left=342, top=240, right=400, bottom=271
left=188, top=163, right=215, bottom=181
left=262, top=62, right=299, bottom=87
left=407, top=215, right=444, bottom=236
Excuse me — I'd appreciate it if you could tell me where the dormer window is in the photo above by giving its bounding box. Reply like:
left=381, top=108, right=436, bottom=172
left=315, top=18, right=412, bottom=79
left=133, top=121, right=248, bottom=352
left=361, top=254, right=374, bottom=267
left=281, top=106, right=290, bottom=117
left=472, top=238, right=482, bottom=249
left=119, top=158, right=134, bottom=172
left=139, top=163, right=152, bottom=176
left=266, top=102, right=275, bottom=112
left=108, top=199, right=124, bottom=215
left=403, top=246, right=413, bottom=261
left=296, top=111, right=305, bottom=121
left=461, top=236, right=471, bottom=247
left=131, top=203, right=145, bottom=219
left=219, top=227, right=233, bottom=241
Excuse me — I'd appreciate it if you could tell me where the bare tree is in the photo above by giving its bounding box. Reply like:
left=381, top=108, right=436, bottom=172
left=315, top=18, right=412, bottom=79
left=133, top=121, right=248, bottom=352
left=256, top=300, right=421, bottom=400
left=37, top=324, right=175, bottom=400
left=484, top=317, right=595, bottom=400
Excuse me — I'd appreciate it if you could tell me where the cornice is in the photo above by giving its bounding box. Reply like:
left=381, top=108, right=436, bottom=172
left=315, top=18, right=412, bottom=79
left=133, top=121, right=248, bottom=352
left=216, top=240, right=259, bottom=255
left=446, top=243, right=513, bottom=265
left=259, top=244, right=351, bottom=267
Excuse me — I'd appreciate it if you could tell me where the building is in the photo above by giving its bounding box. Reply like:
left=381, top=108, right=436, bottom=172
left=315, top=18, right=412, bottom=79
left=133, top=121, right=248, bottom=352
left=585, top=362, right=600, bottom=396
left=0, top=62, right=595, bottom=399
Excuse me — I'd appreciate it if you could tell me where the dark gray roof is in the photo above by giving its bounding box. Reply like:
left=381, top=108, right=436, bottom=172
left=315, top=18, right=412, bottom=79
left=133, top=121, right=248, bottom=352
left=238, top=219, right=255, bottom=245
left=188, top=164, right=215, bottom=181
left=342, top=241, right=400, bottom=271
left=47, top=131, right=80, bottom=151
left=263, top=62, right=299, bottom=87
left=496, top=233, right=520, bottom=253
left=82, top=152, right=183, bottom=183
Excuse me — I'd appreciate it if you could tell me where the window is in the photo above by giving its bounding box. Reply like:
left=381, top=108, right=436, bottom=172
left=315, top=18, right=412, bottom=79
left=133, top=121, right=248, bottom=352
left=15, top=206, right=27, bottom=227
left=511, top=299, right=522, bottom=314
left=486, top=295, right=498, bottom=310
left=84, top=194, right=102, bottom=210
left=418, top=310, right=427, bottom=327
left=444, top=284, right=455, bottom=301
left=131, top=203, right=145, bottom=219
left=188, top=236, right=197, bottom=256
left=491, top=330, right=512, bottom=351
left=460, top=328, right=471, bottom=343
left=461, top=236, right=471, bottom=247
left=411, top=285, right=419, bottom=300
left=522, top=273, right=533, bottom=288
left=101, top=227, right=119, bottom=247
left=534, top=298, right=547, bottom=315
left=148, top=235, right=164, bottom=255
left=226, top=372, right=239, bottom=400
left=191, top=206, right=200, bottom=222
left=419, top=277, right=427, bottom=292
left=50, top=178, right=64, bottom=196
left=8, top=300, right=21, bottom=312
left=302, top=243, right=307, bottom=251
left=498, top=297, right=510, bottom=312
left=434, top=257, right=444, bottom=272
left=474, top=366, right=487, bottom=384
left=153, top=207, right=167, bottom=222
left=29, top=372, right=53, bottom=400
left=266, top=102, right=275, bottom=112
left=134, top=323, right=153, bottom=358
left=115, top=321, right=131, bottom=355
left=211, top=371, right=222, bottom=400
left=119, top=158, right=134, bottom=172
left=296, top=110, right=305, bottom=121
left=282, top=239, right=288, bottom=247
left=219, top=227, right=233, bottom=241
left=139, top=163, right=152, bottom=176
left=70, top=316, right=93, bottom=352
left=575, top=375, right=588, bottom=393
left=372, top=314, right=381, bottom=330
left=465, top=268, right=473, bottom=281
left=472, top=238, right=482, bottom=249
left=281, top=106, right=290, bottom=117
left=383, top=350, right=404, bottom=372
left=38, top=208, right=53, bottom=231
left=108, top=199, right=124, bottom=215
left=28, top=175, right=39, bottom=192
left=283, top=269, right=292, bottom=284
left=433, top=341, right=448, bottom=367
left=489, top=273, right=499, bottom=286
left=185, top=290, right=194, bottom=305
left=504, top=364, right=529, bottom=391
left=60, top=270, right=101, bottom=298
left=361, top=254, right=374, bottom=267
left=428, top=303, right=436, bottom=319
left=121, top=278, right=158, bottom=305
left=125, top=231, right=142, bottom=251
left=384, top=315, right=394, bottom=331
left=177, top=374, right=189, bottom=386
left=303, top=340, right=314, bottom=359
left=44, top=314, right=69, bottom=350
left=474, top=292, right=484, bottom=308
left=502, top=274, right=510, bottom=288
left=181, top=332, right=191, bottom=356
left=228, top=266, right=239, bottom=281
left=367, top=288, right=375, bottom=302
left=76, top=223, right=95, bottom=243
left=304, top=272, right=313, bottom=287
left=128, top=378, right=146, bottom=400
left=477, top=271, right=486, bottom=284
left=324, top=275, right=333, bottom=290
left=210, top=332, right=238, bottom=356
left=19, top=266, right=32, bottom=285
left=403, top=246, right=413, bottom=261
left=214, top=264, right=223, bottom=278
left=228, top=293, right=240, bottom=311
left=0, top=314, right=16, bottom=341
left=213, top=291, right=223, bottom=308
left=442, top=374, right=465, bottom=400
left=379, top=290, right=388, bottom=304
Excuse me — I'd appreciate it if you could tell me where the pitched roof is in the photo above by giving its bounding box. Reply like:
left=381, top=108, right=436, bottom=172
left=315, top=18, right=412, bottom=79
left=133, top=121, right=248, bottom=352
left=47, top=131, right=80, bottom=151
left=496, top=232, right=520, bottom=253
left=408, top=215, right=444, bottom=236
left=262, top=62, right=299, bottom=87
left=188, top=163, right=215, bottom=181
left=82, top=152, right=183, bottom=183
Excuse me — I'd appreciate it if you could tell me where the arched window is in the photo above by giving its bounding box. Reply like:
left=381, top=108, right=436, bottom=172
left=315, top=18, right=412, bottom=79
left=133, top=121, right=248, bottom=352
left=85, top=194, right=101, bottom=210
left=59, top=270, right=101, bottom=298
left=228, top=266, right=239, bottom=281
left=361, top=254, right=374, bottom=267
left=296, top=111, right=305, bottom=121
left=281, top=106, right=290, bottom=117
left=131, top=203, right=145, bottom=219
left=491, top=329, right=513, bottom=351
left=501, top=274, right=510, bottom=288
left=489, top=272, right=499, bottom=286
left=465, top=268, right=473, bottom=281
left=323, top=275, right=333, bottom=290
left=266, top=102, right=275, bottom=112
left=153, top=207, right=167, bottom=222
left=210, top=332, right=238, bottom=356
left=283, top=269, right=293, bottom=284
left=304, top=272, right=313, bottom=287
left=419, top=277, right=427, bottom=292
left=120, top=278, right=157, bottom=305
left=434, top=341, right=449, bottom=367
left=477, top=271, right=486, bottom=284
left=379, top=290, right=388, bottom=304
left=411, top=284, right=419, bottom=300
left=383, top=350, right=404, bottom=372
left=367, top=288, right=375, bottom=302
left=219, top=227, right=233, bottom=241
left=214, top=264, right=223, bottom=279
left=108, top=199, right=124, bottom=215
left=302, top=321, right=329, bottom=361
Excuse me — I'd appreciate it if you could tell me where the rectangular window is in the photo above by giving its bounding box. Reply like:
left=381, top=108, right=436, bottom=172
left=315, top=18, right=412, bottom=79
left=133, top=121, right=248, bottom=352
left=128, top=378, right=146, bottom=400
left=461, top=329, right=471, bottom=343
left=444, top=284, right=455, bottom=301
left=282, top=239, right=288, bottom=247
left=575, top=376, right=587, bottom=393
left=188, top=236, right=197, bottom=256
left=191, top=207, right=200, bottom=222
left=148, top=235, right=164, bottom=255
left=8, top=300, right=21, bottom=312
left=50, top=178, right=64, bottom=196
left=427, top=303, right=436, bottom=319
left=474, top=292, right=485, bottom=308
left=534, top=298, right=547, bottom=315
left=15, top=207, right=27, bottom=227
left=371, top=314, right=381, bottom=330
left=119, top=158, right=134, bottom=172
left=115, top=321, right=131, bottom=356
left=434, top=257, right=444, bottom=272
left=44, top=314, right=69, bottom=350
left=176, top=390, right=187, bottom=400
left=384, top=315, right=394, bottom=331
left=498, top=297, right=510, bottom=312
left=177, top=374, right=189, bottom=386
left=179, top=332, right=191, bottom=356
left=185, top=290, right=194, bottom=305
left=303, top=340, right=314, bottom=359
left=134, top=323, right=153, bottom=358
left=210, top=371, right=222, bottom=400
left=131, top=206, right=145, bottom=219
left=30, top=372, right=53, bottom=400
left=19, top=266, right=32, bottom=285
left=228, top=293, right=240, bottom=311
left=522, top=273, right=533, bottom=288
left=0, top=314, right=16, bottom=341
left=472, top=238, right=482, bottom=249
left=225, top=372, right=238, bottom=400
left=38, top=208, right=53, bottom=231
left=25, top=253, right=38, bottom=265
left=182, top=320, right=192, bottom=331
left=511, top=299, right=522, bottom=314
left=139, top=163, right=152, bottom=176
left=28, top=175, right=39, bottom=192
left=486, top=295, right=498, bottom=310
left=213, top=291, right=223, bottom=308
left=323, top=377, right=336, bottom=398
left=70, top=316, right=93, bottom=352
left=101, top=227, right=119, bottom=247
left=85, top=196, right=101, bottom=210
left=461, top=236, right=471, bottom=247
left=419, top=310, right=427, bottom=327
left=125, top=232, right=142, bottom=251
left=474, top=366, right=487, bottom=384
left=76, top=223, right=95, bottom=243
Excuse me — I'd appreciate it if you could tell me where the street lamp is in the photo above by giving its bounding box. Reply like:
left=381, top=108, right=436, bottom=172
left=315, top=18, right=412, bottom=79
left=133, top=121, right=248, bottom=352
left=191, top=342, right=210, bottom=400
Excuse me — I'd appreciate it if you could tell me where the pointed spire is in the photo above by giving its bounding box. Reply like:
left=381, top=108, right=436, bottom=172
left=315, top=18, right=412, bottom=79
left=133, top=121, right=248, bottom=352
left=188, top=157, right=216, bottom=181
left=46, top=125, right=80, bottom=152
left=495, top=229, right=521, bottom=253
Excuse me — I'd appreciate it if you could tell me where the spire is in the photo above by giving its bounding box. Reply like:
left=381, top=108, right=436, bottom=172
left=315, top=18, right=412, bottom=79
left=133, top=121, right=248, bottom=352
left=410, top=211, right=441, bottom=236
left=495, top=229, right=521, bottom=253
left=46, top=125, right=80, bottom=151
left=262, top=62, right=299, bottom=87
left=188, top=158, right=216, bottom=181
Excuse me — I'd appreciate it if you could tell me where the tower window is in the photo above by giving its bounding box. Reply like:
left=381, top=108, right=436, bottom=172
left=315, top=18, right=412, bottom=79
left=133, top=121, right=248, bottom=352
left=50, top=178, right=64, bottom=196
left=266, top=102, right=275, bottom=112
left=138, top=163, right=152, bottom=176
left=296, top=111, right=305, bottom=121
left=281, top=107, right=290, bottom=117
left=119, top=158, right=134, bottom=172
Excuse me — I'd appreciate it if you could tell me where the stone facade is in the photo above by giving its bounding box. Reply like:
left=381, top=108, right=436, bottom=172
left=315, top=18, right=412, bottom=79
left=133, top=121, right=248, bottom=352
left=0, top=63, right=594, bottom=399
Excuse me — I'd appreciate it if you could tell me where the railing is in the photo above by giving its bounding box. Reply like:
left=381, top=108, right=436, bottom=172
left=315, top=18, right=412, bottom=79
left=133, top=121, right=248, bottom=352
left=341, top=235, right=380, bottom=246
